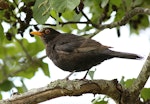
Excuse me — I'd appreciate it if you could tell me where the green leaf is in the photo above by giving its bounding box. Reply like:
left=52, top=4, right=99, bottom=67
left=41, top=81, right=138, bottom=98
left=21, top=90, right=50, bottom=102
left=16, top=58, right=49, bottom=79
left=50, top=10, right=62, bottom=22
left=94, top=100, right=108, bottom=104
left=143, top=0, right=150, bottom=7
left=0, top=80, right=14, bottom=91
left=89, top=0, right=103, bottom=24
left=22, top=37, right=44, bottom=56
left=50, top=0, right=80, bottom=13
left=141, top=88, right=150, bottom=101
left=92, top=96, right=108, bottom=104
left=139, top=15, right=149, bottom=29
left=88, top=70, right=96, bottom=80
left=20, top=79, right=28, bottom=92
left=120, top=76, right=125, bottom=85
left=57, top=23, right=78, bottom=33
left=3, top=45, right=22, bottom=58
left=16, top=87, right=24, bottom=93
left=110, top=0, right=122, bottom=7
left=0, top=93, right=2, bottom=100
left=40, top=61, right=50, bottom=77
left=124, top=78, right=135, bottom=88
left=16, top=65, right=37, bottom=79
left=129, top=15, right=149, bottom=34
left=0, top=23, right=4, bottom=44
left=22, top=0, right=34, bottom=4
left=16, top=60, right=39, bottom=79
left=114, top=7, right=125, bottom=22
left=62, top=11, right=82, bottom=21
left=33, top=0, right=51, bottom=24
left=124, top=0, right=132, bottom=11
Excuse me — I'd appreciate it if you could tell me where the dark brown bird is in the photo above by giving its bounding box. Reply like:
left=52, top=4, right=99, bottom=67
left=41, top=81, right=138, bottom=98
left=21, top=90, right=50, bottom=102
left=30, top=28, right=142, bottom=79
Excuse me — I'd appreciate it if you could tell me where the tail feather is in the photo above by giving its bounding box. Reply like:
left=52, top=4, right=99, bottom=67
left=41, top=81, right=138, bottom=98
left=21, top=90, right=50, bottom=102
left=105, top=50, right=142, bottom=59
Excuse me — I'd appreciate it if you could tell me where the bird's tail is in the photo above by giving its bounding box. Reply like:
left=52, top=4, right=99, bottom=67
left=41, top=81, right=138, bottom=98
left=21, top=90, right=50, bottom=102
left=105, top=50, right=142, bottom=59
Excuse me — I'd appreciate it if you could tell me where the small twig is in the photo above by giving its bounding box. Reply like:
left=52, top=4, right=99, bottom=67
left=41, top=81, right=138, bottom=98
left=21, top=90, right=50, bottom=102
left=80, top=10, right=98, bottom=28
left=39, top=55, right=47, bottom=60
left=30, top=21, right=90, bottom=27
left=86, top=29, right=101, bottom=38
left=99, top=3, right=109, bottom=24
left=80, top=10, right=91, bottom=22
left=97, top=7, right=150, bottom=30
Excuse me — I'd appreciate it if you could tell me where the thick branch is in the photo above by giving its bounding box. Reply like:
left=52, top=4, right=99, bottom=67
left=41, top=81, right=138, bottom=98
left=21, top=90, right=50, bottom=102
left=128, top=53, right=150, bottom=103
left=119, top=53, right=150, bottom=104
left=0, top=79, right=122, bottom=104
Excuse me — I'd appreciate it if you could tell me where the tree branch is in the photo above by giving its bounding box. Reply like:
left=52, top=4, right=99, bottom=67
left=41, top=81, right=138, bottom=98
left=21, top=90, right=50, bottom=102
left=0, top=79, right=123, bottom=104
left=126, top=53, right=150, bottom=103
left=97, top=7, right=150, bottom=30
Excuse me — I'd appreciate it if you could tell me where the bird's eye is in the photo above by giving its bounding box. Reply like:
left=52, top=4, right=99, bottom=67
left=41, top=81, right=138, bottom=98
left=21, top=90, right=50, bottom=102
left=45, top=29, right=50, bottom=34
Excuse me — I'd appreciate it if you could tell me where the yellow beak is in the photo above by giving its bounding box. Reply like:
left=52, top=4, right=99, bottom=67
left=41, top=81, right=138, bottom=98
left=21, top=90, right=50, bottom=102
left=30, top=31, right=43, bottom=36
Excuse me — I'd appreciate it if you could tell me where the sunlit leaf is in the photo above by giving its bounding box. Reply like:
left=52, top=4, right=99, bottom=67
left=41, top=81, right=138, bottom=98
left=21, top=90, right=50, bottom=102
left=33, top=0, right=50, bottom=24
left=124, top=78, right=135, bottom=88
left=40, top=61, right=50, bottom=77
left=50, top=0, right=80, bottom=13
left=62, top=11, right=82, bottom=21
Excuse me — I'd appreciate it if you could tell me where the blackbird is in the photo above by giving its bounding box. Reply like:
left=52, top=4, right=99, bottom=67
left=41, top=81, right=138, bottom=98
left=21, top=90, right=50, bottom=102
left=30, top=28, right=142, bottom=79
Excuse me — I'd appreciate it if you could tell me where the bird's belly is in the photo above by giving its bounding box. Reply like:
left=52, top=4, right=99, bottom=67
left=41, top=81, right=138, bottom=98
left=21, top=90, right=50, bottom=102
left=50, top=53, right=108, bottom=72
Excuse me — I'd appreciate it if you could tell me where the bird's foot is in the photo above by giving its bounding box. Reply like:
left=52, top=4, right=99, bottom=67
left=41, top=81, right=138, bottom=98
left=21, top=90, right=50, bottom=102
left=80, top=70, right=89, bottom=80
left=64, top=70, right=76, bottom=80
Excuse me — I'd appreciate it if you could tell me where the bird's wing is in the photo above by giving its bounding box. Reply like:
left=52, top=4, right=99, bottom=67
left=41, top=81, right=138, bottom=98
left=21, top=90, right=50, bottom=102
left=54, top=35, right=111, bottom=54
left=54, top=35, right=85, bottom=53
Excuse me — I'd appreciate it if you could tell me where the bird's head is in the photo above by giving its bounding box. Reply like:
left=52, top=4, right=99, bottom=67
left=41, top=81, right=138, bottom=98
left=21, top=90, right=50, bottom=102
left=30, top=28, right=60, bottom=44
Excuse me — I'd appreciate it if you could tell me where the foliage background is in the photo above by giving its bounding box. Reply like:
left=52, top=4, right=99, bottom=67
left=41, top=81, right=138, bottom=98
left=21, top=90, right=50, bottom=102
left=0, top=0, right=150, bottom=103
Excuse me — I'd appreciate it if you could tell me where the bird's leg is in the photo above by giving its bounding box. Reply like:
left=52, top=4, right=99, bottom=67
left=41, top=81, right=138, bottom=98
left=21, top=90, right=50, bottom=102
left=82, top=70, right=89, bottom=79
left=65, top=70, right=76, bottom=80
